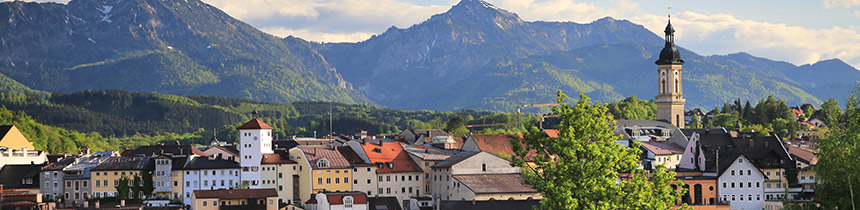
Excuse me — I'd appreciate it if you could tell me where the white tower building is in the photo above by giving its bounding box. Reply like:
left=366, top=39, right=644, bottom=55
left=238, top=111, right=274, bottom=189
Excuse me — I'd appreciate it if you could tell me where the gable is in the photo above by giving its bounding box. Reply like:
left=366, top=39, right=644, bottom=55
left=450, top=152, right=519, bottom=175
left=719, top=155, right=765, bottom=180
left=0, top=125, right=35, bottom=150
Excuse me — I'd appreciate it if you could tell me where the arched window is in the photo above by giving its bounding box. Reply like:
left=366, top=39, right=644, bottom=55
left=343, top=196, right=354, bottom=208
left=317, top=158, right=330, bottom=168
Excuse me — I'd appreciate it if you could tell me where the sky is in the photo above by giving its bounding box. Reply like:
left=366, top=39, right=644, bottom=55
left=7, top=0, right=860, bottom=69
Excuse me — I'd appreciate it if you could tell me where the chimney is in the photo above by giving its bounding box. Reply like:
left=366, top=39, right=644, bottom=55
left=95, top=201, right=100, bottom=209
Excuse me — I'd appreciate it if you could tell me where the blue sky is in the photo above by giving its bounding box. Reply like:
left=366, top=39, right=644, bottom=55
left=9, top=0, right=860, bottom=68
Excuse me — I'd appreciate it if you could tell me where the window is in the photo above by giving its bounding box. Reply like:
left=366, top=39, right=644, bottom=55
left=747, top=170, right=751, bottom=175
left=757, top=182, right=760, bottom=188
left=731, top=170, right=735, bottom=176
left=317, top=159, right=330, bottom=168
left=739, top=170, right=743, bottom=176
left=748, top=182, right=751, bottom=188
left=379, top=176, right=383, bottom=182
left=378, top=188, right=383, bottom=194
left=318, top=178, right=322, bottom=185
left=482, top=164, right=487, bottom=172
left=326, top=178, right=331, bottom=184
left=731, top=182, right=735, bottom=188
left=722, top=182, right=726, bottom=188
left=203, top=201, right=208, bottom=207
left=367, top=179, right=371, bottom=184
left=343, top=196, right=354, bottom=208
left=386, top=188, right=391, bottom=194
left=739, top=158, right=743, bottom=163
left=343, top=177, right=348, bottom=183
left=386, top=176, right=391, bottom=182
left=335, top=178, right=340, bottom=184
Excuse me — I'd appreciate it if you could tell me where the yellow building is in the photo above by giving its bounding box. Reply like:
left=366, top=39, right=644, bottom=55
left=288, top=146, right=353, bottom=206
left=192, top=189, right=278, bottom=210
left=0, top=125, right=35, bottom=150
left=90, top=156, right=151, bottom=199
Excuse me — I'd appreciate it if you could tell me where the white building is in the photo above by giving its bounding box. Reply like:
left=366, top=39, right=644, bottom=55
left=430, top=151, right=539, bottom=201
left=718, top=154, right=765, bottom=210
left=306, top=191, right=368, bottom=210
left=181, top=156, right=241, bottom=205
left=359, top=140, right=423, bottom=207
left=238, top=118, right=275, bottom=189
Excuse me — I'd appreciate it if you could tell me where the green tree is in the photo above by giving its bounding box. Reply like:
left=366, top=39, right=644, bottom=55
left=710, top=113, right=738, bottom=129
left=510, top=91, right=686, bottom=210
left=444, top=117, right=470, bottom=136
left=813, top=98, right=843, bottom=126
left=116, top=176, right=130, bottom=200
left=816, top=86, right=860, bottom=209
left=689, top=114, right=701, bottom=129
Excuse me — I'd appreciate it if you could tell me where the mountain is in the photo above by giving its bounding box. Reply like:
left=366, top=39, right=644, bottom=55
left=317, top=0, right=858, bottom=111
left=0, top=0, right=367, bottom=104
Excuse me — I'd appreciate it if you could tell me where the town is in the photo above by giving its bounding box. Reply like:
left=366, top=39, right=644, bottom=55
left=0, top=18, right=829, bottom=210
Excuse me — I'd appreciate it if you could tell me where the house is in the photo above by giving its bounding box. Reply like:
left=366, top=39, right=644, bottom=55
left=337, top=144, right=377, bottom=197
left=0, top=163, right=45, bottom=193
left=1, top=190, right=56, bottom=210
left=260, top=152, right=299, bottom=206
left=808, top=118, right=825, bottom=127
left=430, top=151, right=539, bottom=201
left=89, top=155, right=153, bottom=200
left=717, top=154, right=766, bottom=210
left=615, top=120, right=688, bottom=147
left=398, top=129, right=452, bottom=145
left=359, top=139, right=423, bottom=206
left=237, top=118, right=276, bottom=189
left=305, top=191, right=368, bottom=210
left=202, top=145, right=239, bottom=162
left=191, top=188, right=278, bottom=210
left=401, top=143, right=458, bottom=196
left=288, top=145, right=354, bottom=206
left=640, top=141, right=685, bottom=170
left=120, top=144, right=206, bottom=157
left=671, top=171, right=720, bottom=206
left=0, top=125, right=47, bottom=170
left=788, top=144, right=817, bottom=199
left=367, top=196, right=402, bottom=210
left=180, top=155, right=241, bottom=205
left=40, top=155, right=79, bottom=201
left=60, top=151, right=114, bottom=207
left=461, top=133, right=525, bottom=160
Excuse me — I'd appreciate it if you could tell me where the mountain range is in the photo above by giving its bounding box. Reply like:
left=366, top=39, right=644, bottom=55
left=1, top=0, right=858, bottom=112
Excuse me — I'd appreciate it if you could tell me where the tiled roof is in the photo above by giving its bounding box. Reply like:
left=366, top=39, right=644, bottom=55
left=300, top=146, right=353, bottom=169
left=324, top=192, right=368, bottom=205
left=402, top=144, right=458, bottom=161
left=337, top=146, right=371, bottom=166
left=788, top=144, right=817, bottom=165
left=412, top=129, right=452, bottom=137
left=121, top=145, right=206, bottom=156
left=184, top=156, right=240, bottom=169
left=439, top=200, right=540, bottom=210
left=193, top=189, right=278, bottom=199
left=92, top=156, right=151, bottom=171
left=237, top=119, right=274, bottom=130
left=468, top=133, right=534, bottom=160
left=640, top=141, right=685, bottom=156
left=360, top=140, right=423, bottom=173
left=543, top=129, right=559, bottom=138
left=204, top=145, right=239, bottom=156
left=261, top=153, right=297, bottom=165
left=0, top=164, right=44, bottom=189
left=431, top=151, right=480, bottom=168
left=452, top=174, right=537, bottom=194
left=42, top=155, right=78, bottom=171
left=368, top=196, right=403, bottom=210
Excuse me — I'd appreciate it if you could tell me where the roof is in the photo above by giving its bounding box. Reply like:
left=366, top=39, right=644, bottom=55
left=237, top=119, right=274, bottom=130
left=467, top=133, right=525, bottom=158
left=261, top=153, right=297, bottom=165
left=121, top=145, right=206, bottom=156
left=431, top=151, right=480, bottom=168
left=641, top=141, right=685, bottom=156
left=681, top=129, right=794, bottom=175
left=410, top=129, right=452, bottom=137
left=439, top=200, right=541, bottom=210
left=92, top=156, right=151, bottom=171
left=788, top=144, right=817, bottom=165
left=360, top=140, right=423, bottom=173
left=402, top=144, right=458, bottom=161
left=300, top=146, right=353, bottom=169
left=453, top=174, right=537, bottom=194
left=42, top=155, right=79, bottom=171
left=337, top=146, right=372, bottom=166
left=543, top=129, right=559, bottom=138
left=368, top=196, right=403, bottom=210
left=184, top=156, right=240, bottom=169
left=0, top=164, right=44, bottom=189
left=324, top=192, right=368, bottom=205
left=655, top=20, right=684, bottom=65
left=193, top=189, right=278, bottom=199
left=273, top=140, right=299, bottom=150
left=204, top=145, right=239, bottom=156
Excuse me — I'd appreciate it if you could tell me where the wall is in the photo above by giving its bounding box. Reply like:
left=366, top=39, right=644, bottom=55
left=761, top=168, right=788, bottom=200
left=377, top=172, right=423, bottom=206
left=182, top=168, right=241, bottom=205
left=717, top=155, right=764, bottom=210
left=239, top=128, right=273, bottom=189
left=91, top=170, right=141, bottom=198
left=449, top=152, right=519, bottom=175
left=351, top=165, right=377, bottom=196
left=312, top=168, right=353, bottom=193
left=289, top=148, right=312, bottom=206
left=261, top=162, right=299, bottom=205
left=171, top=169, right=185, bottom=201
left=39, top=170, right=64, bottom=201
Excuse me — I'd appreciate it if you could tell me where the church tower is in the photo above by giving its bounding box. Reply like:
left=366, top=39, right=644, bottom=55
left=655, top=17, right=686, bottom=128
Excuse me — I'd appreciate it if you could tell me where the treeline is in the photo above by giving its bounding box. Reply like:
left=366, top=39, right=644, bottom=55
left=702, top=96, right=836, bottom=138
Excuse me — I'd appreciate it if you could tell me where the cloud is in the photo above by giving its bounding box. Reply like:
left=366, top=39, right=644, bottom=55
left=856, top=10, right=860, bottom=18
left=822, top=0, right=860, bottom=8
left=631, top=11, right=860, bottom=68
left=490, top=0, right=639, bottom=23
left=261, top=27, right=376, bottom=43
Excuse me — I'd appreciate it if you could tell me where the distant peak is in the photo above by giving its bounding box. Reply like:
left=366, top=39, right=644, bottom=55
left=444, top=0, right=519, bottom=21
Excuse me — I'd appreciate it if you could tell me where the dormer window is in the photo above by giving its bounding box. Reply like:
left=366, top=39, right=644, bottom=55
left=373, top=148, right=382, bottom=153
left=387, top=162, right=394, bottom=169
left=343, top=196, right=354, bottom=208
left=317, top=158, right=330, bottom=168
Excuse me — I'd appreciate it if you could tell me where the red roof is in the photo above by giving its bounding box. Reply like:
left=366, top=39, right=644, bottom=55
left=544, top=129, right=559, bottom=138
left=640, top=141, right=685, bottom=156
left=361, top=141, right=422, bottom=173
left=468, top=133, right=536, bottom=160
left=326, top=192, right=368, bottom=205
left=194, top=189, right=278, bottom=199
left=300, top=146, right=352, bottom=169
left=238, top=119, right=274, bottom=130
left=261, top=153, right=297, bottom=165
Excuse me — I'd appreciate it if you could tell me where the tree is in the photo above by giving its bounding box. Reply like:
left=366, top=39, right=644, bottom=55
left=813, top=98, right=843, bottom=125
left=689, top=114, right=700, bottom=129
left=116, top=176, right=130, bottom=200
left=444, top=117, right=470, bottom=136
left=510, top=91, right=686, bottom=210
left=816, top=86, right=860, bottom=209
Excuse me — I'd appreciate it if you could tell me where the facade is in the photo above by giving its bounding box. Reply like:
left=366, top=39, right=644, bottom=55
left=169, top=156, right=190, bottom=201
left=788, top=144, right=816, bottom=198
left=654, top=19, right=686, bottom=128
left=238, top=118, right=275, bottom=189
left=152, top=155, right=173, bottom=199
left=672, top=171, right=720, bottom=206
left=0, top=125, right=47, bottom=170
left=305, top=191, right=369, bottom=210
left=60, top=152, right=113, bottom=207
left=430, top=151, right=539, bottom=201
left=640, top=141, right=685, bottom=170
left=180, top=156, right=241, bottom=205
left=260, top=153, right=299, bottom=205
left=202, top=145, right=239, bottom=162
left=39, top=155, right=78, bottom=201
left=289, top=145, right=354, bottom=206
left=401, top=143, right=458, bottom=195
left=359, top=140, right=423, bottom=206
left=191, top=188, right=279, bottom=210
left=717, top=154, right=765, bottom=210
left=90, top=156, right=152, bottom=200
left=337, top=144, right=378, bottom=197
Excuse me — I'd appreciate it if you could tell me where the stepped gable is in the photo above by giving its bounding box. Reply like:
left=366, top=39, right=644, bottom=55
left=238, top=119, right=274, bottom=130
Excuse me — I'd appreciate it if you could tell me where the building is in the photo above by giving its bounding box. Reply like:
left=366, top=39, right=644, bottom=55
left=360, top=139, right=423, bottom=206
left=788, top=144, right=816, bottom=200
left=0, top=164, right=45, bottom=194
left=461, top=133, right=523, bottom=159
left=288, top=145, right=353, bottom=206
left=89, top=155, right=152, bottom=200
left=654, top=18, right=686, bottom=128
left=191, top=188, right=278, bottom=210
left=169, top=156, right=190, bottom=202
left=398, top=129, right=452, bottom=145
left=672, top=171, right=720, bottom=206
left=430, top=151, right=539, bottom=201
left=181, top=155, right=241, bottom=205
left=202, top=145, right=239, bottom=162
left=717, top=154, right=765, bottom=210
left=260, top=152, right=299, bottom=206
left=401, top=143, right=458, bottom=196
left=40, top=155, right=78, bottom=201
left=337, top=144, right=377, bottom=197
left=60, top=152, right=114, bottom=207
left=238, top=117, right=275, bottom=189
left=305, top=191, right=368, bottom=210
left=640, top=141, right=685, bottom=170
left=367, top=196, right=402, bottom=210
left=438, top=199, right=541, bottom=210
left=0, top=125, right=47, bottom=170
left=1, top=190, right=56, bottom=210
left=120, top=144, right=206, bottom=157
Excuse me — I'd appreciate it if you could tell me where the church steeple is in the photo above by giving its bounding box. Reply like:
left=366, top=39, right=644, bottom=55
left=656, top=16, right=686, bottom=128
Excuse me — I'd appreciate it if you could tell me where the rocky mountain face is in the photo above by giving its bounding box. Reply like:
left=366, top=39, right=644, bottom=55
left=318, top=0, right=858, bottom=110
left=0, top=0, right=367, bottom=104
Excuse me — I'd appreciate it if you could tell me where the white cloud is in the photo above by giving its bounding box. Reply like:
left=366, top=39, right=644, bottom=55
left=261, top=27, right=376, bottom=43
left=631, top=11, right=860, bottom=68
left=822, top=0, right=860, bottom=8
left=855, top=10, right=860, bottom=18
left=489, top=0, right=639, bottom=23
